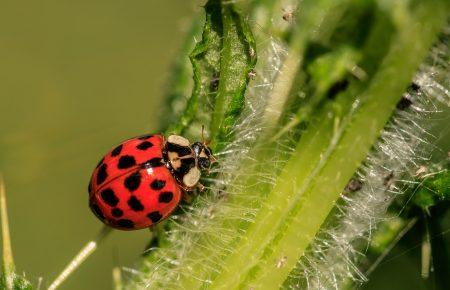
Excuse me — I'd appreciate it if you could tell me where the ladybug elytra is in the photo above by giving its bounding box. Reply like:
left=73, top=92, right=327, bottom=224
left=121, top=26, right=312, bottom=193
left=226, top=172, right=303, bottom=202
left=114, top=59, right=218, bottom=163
left=88, top=134, right=215, bottom=230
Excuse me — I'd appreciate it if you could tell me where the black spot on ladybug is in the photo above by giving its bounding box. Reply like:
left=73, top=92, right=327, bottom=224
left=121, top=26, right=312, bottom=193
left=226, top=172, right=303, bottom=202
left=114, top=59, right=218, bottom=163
left=124, top=171, right=141, bottom=191
left=96, top=157, right=104, bottom=168
left=96, top=163, right=108, bottom=185
left=128, top=196, right=144, bottom=211
left=118, top=155, right=136, bottom=169
left=90, top=202, right=105, bottom=220
left=137, top=141, right=153, bottom=150
left=116, top=219, right=134, bottom=229
left=147, top=211, right=162, bottom=223
left=111, top=144, right=123, bottom=157
left=112, top=208, right=123, bottom=218
left=150, top=179, right=166, bottom=190
left=101, top=188, right=119, bottom=207
left=145, top=158, right=164, bottom=168
left=159, top=191, right=173, bottom=203
left=138, top=134, right=153, bottom=140
left=88, top=182, right=92, bottom=193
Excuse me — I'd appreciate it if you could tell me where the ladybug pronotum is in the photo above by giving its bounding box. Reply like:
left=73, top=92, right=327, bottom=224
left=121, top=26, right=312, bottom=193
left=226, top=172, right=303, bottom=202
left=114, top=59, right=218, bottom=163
left=88, top=134, right=215, bottom=230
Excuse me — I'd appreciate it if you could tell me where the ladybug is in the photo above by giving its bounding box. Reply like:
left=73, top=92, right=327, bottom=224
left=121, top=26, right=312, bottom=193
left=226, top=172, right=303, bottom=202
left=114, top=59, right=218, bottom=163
left=88, top=134, right=215, bottom=230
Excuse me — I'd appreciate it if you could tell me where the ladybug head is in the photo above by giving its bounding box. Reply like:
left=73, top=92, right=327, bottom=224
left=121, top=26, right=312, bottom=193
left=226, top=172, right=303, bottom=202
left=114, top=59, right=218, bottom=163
left=191, top=141, right=215, bottom=170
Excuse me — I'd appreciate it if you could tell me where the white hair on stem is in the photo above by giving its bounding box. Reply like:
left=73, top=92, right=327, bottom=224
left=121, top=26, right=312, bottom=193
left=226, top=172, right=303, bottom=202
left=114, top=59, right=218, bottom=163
left=126, top=18, right=449, bottom=290
left=285, top=30, right=449, bottom=289
left=126, top=34, right=288, bottom=289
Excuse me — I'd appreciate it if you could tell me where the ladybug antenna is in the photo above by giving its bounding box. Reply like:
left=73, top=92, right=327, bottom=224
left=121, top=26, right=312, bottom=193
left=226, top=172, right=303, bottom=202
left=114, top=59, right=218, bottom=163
left=201, top=125, right=206, bottom=144
left=210, top=154, right=218, bottom=164
left=47, top=225, right=112, bottom=290
left=201, top=125, right=212, bottom=147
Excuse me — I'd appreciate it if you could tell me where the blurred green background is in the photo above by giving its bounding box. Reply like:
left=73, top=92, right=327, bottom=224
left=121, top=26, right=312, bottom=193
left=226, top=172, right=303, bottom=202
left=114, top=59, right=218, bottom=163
left=0, top=1, right=448, bottom=290
left=0, top=1, right=200, bottom=289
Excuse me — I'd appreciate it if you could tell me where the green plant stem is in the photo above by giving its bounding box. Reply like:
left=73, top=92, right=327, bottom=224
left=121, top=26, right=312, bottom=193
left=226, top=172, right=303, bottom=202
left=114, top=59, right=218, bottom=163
left=272, top=46, right=361, bottom=141
left=428, top=208, right=450, bottom=289
left=359, top=161, right=450, bottom=287
left=207, top=0, right=448, bottom=288
left=210, top=0, right=256, bottom=149
left=136, top=0, right=449, bottom=289
left=262, top=0, right=347, bottom=130
left=169, top=0, right=222, bottom=136
left=170, top=2, right=348, bottom=289
left=112, top=267, right=123, bottom=290
left=365, top=217, right=419, bottom=276
left=0, top=176, right=14, bottom=290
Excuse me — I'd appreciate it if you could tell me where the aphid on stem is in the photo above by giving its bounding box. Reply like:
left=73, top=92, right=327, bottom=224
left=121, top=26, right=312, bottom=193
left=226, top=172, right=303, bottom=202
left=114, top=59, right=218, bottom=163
left=282, top=6, right=297, bottom=22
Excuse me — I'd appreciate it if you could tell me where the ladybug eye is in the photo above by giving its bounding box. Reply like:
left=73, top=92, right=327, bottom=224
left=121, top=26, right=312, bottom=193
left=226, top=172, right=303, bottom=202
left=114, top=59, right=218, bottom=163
left=198, top=158, right=211, bottom=170
left=192, top=142, right=203, bottom=155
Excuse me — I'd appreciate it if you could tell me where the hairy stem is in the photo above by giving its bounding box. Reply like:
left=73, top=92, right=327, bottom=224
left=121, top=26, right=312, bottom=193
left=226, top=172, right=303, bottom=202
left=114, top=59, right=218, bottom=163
left=208, top=0, right=448, bottom=288
left=1, top=176, right=14, bottom=290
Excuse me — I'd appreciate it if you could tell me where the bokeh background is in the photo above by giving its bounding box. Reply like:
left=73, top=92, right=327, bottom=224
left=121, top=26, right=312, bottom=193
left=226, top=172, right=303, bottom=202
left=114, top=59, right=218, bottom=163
left=0, top=1, right=448, bottom=289
left=0, top=1, right=201, bottom=289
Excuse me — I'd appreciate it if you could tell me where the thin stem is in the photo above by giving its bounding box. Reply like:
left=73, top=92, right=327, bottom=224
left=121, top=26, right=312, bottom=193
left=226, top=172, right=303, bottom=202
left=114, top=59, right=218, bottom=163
left=47, top=226, right=112, bottom=290
left=421, top=213, right=432, bottom=279
left=262, top=43, right=302, bottom=128
left=262, top=0, right=347, bottom=130
left=0, top=175, right=15, bottom=290
left=112, top=267, right=123, bottom=290
left=365, top=217, right=419, bottom=277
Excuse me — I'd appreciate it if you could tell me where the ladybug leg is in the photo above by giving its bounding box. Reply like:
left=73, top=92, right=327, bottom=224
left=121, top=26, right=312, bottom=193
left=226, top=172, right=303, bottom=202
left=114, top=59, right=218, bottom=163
left=197, top=183, right=205, bottom=192
left=181, top=183, right=204, bottom=203
left=210, top=155, right=218, bottom=164
left=180, top=182, right=205, bottom=192
left=142, top=225, right=163, bottom=256
left=182, top=191, right=194, bottom=203
left=176, top=182, right=192, bottom=192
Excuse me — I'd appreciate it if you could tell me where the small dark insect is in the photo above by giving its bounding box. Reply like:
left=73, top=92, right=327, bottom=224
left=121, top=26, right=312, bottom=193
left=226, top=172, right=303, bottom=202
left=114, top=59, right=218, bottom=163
left=282, top=7, right=295, bottom=22
left=345, top=179, right=363, bottom=192
left=210, top=71, right=220, bottom=91
left=396, top=96, right=413, bottom=110
left=397, top=82, right=420, bottom=110
left=383, top=171, right=395, bottom=189
left=409, top=82, right=421, bottom=91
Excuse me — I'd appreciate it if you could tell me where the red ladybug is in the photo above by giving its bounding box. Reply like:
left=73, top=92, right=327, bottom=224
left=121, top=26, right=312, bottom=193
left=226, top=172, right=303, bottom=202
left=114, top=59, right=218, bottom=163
left=88, top=134, right=215, bottom=230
